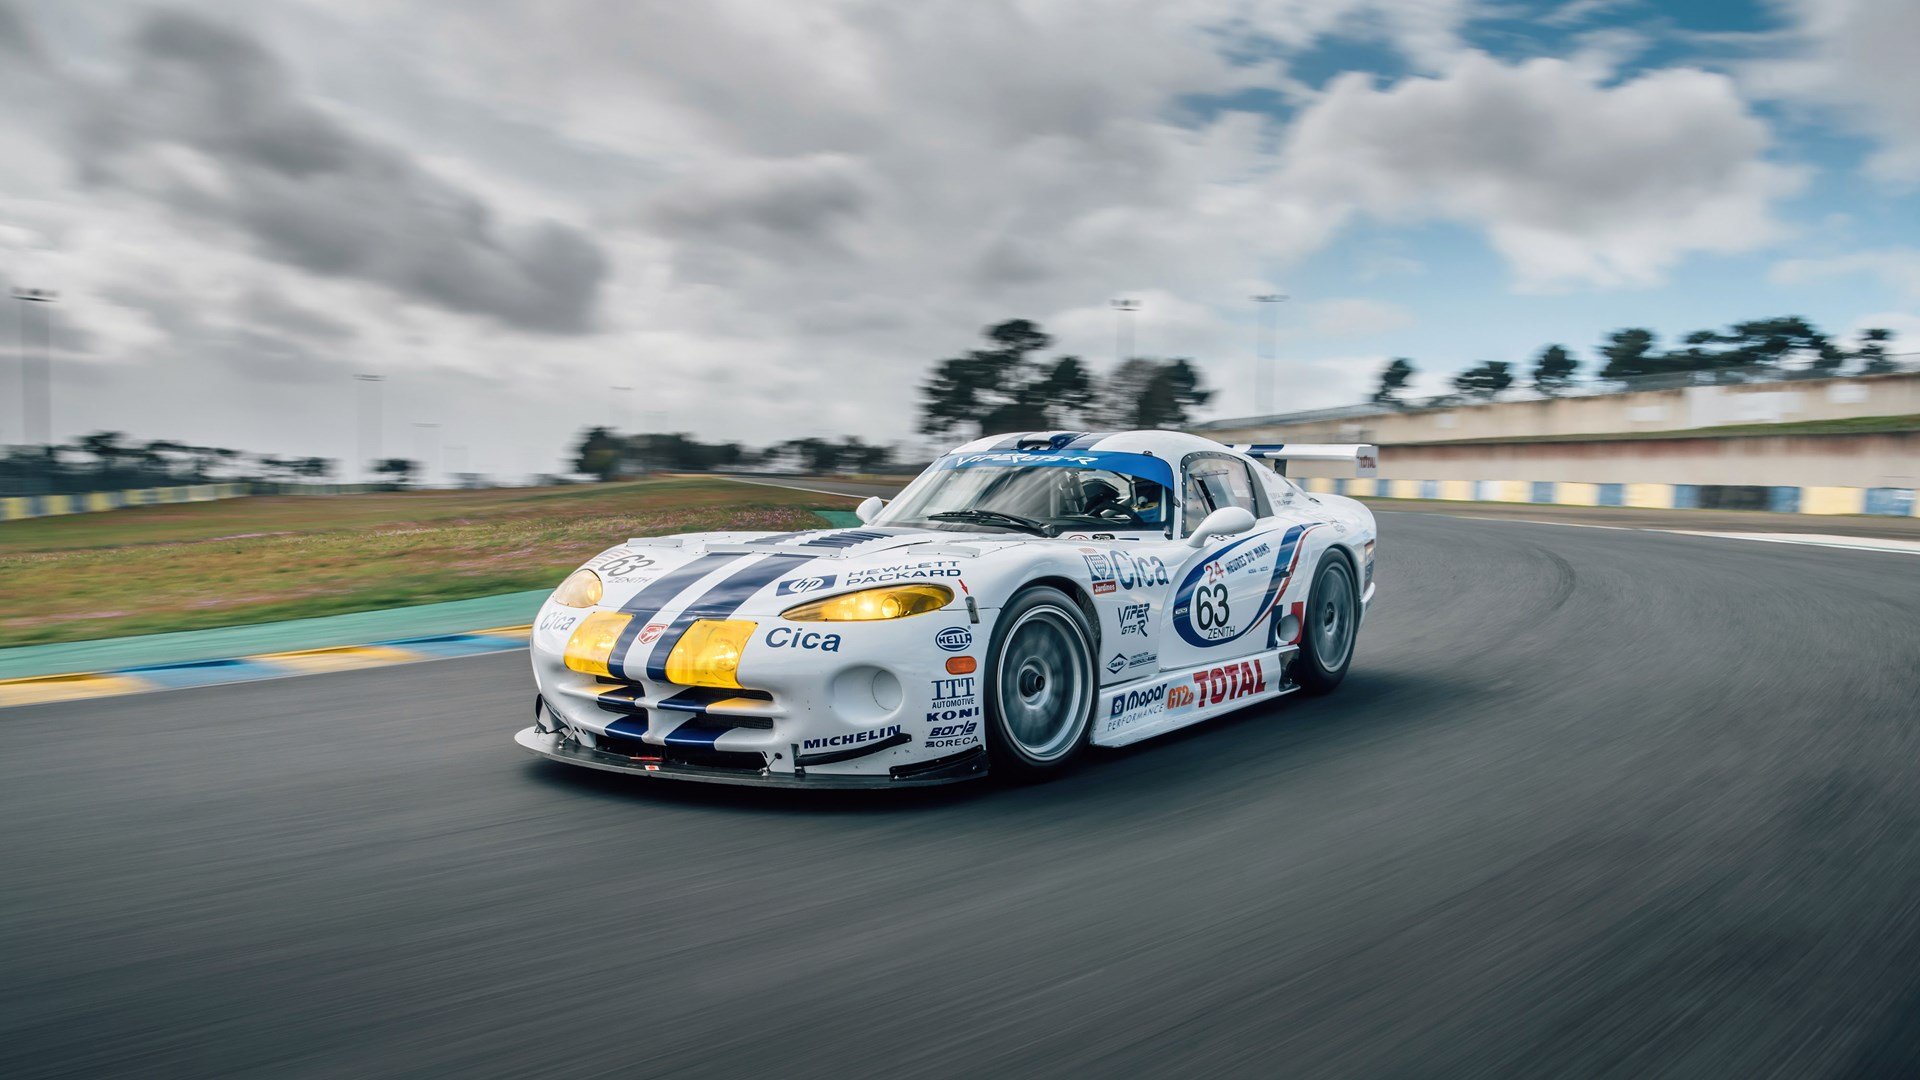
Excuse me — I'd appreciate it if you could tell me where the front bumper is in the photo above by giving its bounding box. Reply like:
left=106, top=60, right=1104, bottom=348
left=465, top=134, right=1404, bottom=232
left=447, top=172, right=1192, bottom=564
left=515, top=726, right=988, bottom=789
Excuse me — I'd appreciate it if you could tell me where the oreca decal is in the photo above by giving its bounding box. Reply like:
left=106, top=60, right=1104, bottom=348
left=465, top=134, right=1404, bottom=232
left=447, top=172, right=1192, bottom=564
left=1171, top=524, right=1319, bottom=648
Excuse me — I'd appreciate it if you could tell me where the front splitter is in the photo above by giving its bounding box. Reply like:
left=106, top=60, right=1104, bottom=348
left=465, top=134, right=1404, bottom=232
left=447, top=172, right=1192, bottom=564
left=514, top=726, right=988, bottom=789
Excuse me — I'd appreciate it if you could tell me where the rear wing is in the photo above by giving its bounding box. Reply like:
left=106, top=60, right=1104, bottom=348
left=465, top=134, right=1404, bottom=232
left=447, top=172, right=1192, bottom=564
left=1229, top=443, right=1378, bottom=478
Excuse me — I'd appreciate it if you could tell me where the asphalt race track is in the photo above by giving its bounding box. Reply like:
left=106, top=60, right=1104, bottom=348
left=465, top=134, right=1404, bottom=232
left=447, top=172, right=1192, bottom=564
left=5, top=512, right=1920, bottom=1078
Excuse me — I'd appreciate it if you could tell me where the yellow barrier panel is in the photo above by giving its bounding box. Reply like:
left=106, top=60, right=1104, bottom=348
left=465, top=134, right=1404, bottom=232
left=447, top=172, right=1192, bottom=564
left=1624, top=483, right=1670, bottom=508
left=1301, top=477, right=1334, bottom=494
left=1555, top=482, right=1599, bottom=507
left=1438, top=480, right=1473, bottom=501
left=1486, top=480, right=1529, bottom=503
left=1801, top=487, right=1863, bottom=515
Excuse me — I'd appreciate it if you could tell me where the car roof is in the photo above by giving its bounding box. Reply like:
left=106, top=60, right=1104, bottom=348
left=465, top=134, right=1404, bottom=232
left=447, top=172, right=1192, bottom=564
left=947, top=429, right=1241, bottom=462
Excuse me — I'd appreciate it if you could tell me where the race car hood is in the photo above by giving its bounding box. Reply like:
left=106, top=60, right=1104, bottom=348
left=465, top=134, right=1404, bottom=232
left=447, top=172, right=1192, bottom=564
left=581, top=526, right=1020, bottom=615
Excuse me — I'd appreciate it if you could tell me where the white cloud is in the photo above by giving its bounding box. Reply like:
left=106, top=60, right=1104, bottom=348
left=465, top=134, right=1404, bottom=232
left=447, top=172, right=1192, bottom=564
left=1751, top=0, right=1920, bottom=183
left=1772, top=249, right=1920, bottom=302
left=1277, top=55, right=1803, bottom=290
left=0, top=1, right=1838, bottom=474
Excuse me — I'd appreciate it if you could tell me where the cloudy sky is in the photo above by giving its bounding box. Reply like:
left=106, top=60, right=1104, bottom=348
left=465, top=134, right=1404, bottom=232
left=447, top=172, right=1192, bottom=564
left=2, top=0, right=1917, bottom=479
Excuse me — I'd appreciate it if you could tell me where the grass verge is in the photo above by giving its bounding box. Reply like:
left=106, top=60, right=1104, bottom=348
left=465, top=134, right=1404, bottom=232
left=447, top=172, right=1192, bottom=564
left=0, top=477, right=841, bottom=647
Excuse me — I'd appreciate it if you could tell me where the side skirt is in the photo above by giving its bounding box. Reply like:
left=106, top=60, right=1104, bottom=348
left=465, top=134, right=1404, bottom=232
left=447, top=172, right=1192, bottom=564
left=1091, top=646, right=1300, bottom=748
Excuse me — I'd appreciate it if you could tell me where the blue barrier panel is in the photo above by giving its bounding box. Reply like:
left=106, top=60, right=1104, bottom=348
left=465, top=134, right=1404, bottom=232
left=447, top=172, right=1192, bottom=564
left=1473, top=480, right=1492, bottom=502
left=1419, top=480, right=1439, bottom=499
left=1596, top=483, right=1624, bottom=507
left=1672, top=484, right=1700, bottom=509
left=1333, top=478, right=1347, bottom=496
left=1530, top=481, right=1555, bottom=504
left=1768, top=487, right=1802, bottom=513
left=1864, top=488, right=1915, bottom=516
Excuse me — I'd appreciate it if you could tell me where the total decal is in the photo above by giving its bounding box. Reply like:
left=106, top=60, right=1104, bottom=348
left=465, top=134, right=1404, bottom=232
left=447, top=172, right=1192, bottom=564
left=1175, top=659, right=1267, bottom=713
left=1171, top=524, right=1317, bottom=648
left=846, top=559, right=962, bottom=586
left=1082, top=549, right=1169, bottom=596
left=803, top=724, right=901, bottom=751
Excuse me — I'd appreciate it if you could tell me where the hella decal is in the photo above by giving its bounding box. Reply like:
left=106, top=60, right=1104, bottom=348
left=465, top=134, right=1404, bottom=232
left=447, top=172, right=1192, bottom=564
left=935, top=627, right=972, bottom=652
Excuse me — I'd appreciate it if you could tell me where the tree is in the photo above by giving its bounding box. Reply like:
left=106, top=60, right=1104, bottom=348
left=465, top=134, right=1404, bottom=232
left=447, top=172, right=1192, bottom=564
left=1855, top=328, right=1896, bottom=374
left=1452, top=361, right=1514, bottom=398
left=918, top=319, right=1094, bottom=437
left=571, top=426, right=624, bottom=481
left=1371, top=358, right=1415, bottom=406
left=1531, top=345, right=1578, bottom=394
left=372, top=458, right=418, bottom=485
left=1096, top=357, right=1213, bottom=428
left=1598, top=328, right=1661, bottom=380
left=1716, top=316, right=1833, bottom=370
left=76, top=431, right=128, bottom=474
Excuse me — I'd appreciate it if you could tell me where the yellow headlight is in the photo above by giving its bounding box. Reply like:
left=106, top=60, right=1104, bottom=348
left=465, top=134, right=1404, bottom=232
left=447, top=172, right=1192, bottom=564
left=664, top=619, right=757, bottom=688
left=563, top=611, right=632, bottom=677
left=552, top=568, right=603, bottom=608
left=781, top=584, right=952, bottom=622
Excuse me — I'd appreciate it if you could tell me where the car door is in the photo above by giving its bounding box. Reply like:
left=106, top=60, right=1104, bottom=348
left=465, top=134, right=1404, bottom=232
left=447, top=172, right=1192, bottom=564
left=1157, top=453, right=1289, bottom=672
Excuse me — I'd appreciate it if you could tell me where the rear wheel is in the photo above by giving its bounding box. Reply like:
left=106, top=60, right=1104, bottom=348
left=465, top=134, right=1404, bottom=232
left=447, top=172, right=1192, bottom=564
left=984, top=587, right=1095, bottom=781
left=1294, top=552, right=1357, bottom=695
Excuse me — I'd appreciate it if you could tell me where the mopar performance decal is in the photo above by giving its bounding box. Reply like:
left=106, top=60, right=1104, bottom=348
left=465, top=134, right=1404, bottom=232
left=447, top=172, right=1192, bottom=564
left=1170, top=525, right=1318, bottom=649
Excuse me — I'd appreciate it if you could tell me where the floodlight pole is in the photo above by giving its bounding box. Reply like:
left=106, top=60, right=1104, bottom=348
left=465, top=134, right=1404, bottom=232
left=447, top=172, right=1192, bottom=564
left=1110, top=298, right=1140, bottom=364
left=13, top=288, right=58, bottom=447
left=1251, top=293, right=1289, bottom=414
left=355, top=374, right=385, bottom=482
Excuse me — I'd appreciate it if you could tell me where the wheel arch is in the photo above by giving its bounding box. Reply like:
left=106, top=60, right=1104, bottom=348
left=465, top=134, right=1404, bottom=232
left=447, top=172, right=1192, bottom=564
left=1019, top=575, right=1102, bottom=655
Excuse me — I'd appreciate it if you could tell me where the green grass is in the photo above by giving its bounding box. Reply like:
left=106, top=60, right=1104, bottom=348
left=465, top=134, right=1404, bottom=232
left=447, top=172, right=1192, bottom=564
left=0, top=478, right=845, bottom=647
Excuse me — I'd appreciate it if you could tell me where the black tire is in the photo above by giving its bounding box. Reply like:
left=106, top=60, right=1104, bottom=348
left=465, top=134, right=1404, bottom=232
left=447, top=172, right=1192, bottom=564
left=1294, top=551, right=1358, bottom=695
left=983, top=586, right=1096, bottom=782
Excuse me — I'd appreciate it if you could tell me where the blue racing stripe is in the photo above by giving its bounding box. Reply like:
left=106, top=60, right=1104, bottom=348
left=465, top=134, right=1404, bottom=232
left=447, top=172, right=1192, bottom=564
left=1062, top=432, right=1109, bottom=449
left=605, top=716, right=650, bottom=739
left=607, top=554, right=748, bottom=681
left=661, top=719, right=730, bottom=748
left=644, top=554, right=818, bottom=680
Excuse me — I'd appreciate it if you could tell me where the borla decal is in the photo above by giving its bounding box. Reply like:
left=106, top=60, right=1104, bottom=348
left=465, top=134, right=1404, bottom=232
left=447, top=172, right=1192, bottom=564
left=1171, top=525, right=1320, bottom=648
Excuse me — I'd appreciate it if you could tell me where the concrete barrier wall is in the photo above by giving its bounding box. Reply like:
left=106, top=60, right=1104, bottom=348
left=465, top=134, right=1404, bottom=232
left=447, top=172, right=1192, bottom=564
left=1205, top=370, right=1920, bottom=446
left=1301, top=476, right=1920, bottom=517
left=1285, top=430, right=1920, bottom=489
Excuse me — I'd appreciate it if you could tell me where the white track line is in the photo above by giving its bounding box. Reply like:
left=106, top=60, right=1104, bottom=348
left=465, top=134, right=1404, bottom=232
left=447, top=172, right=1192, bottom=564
left=1378, top=510, right=1920, bottom=555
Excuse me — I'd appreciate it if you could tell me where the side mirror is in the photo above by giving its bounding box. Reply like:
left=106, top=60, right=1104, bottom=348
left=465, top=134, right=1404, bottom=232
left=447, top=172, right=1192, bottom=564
left=1187, top=506, right=1256, bottom=547
left=854, top=496, right=885, bottom=524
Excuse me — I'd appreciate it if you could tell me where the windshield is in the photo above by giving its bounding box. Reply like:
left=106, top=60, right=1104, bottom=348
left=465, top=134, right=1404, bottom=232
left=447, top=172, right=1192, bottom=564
left=878, top=452, right=1172, bottom=534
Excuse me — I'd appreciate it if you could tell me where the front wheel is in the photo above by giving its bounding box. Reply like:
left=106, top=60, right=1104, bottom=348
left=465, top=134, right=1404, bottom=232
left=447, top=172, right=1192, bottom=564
left=1294, top=551, right=1358, bottom=695
left=983, top=587, right=1096, bottom=782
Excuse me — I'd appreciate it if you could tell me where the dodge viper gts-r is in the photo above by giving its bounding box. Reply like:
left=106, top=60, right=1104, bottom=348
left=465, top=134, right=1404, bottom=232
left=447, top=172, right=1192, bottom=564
left=516, top=429, right=1378, bottom=787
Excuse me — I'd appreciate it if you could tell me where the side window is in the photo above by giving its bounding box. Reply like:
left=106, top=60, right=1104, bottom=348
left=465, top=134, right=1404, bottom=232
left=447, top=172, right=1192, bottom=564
left=1181, top=456, right=1260, bottom=536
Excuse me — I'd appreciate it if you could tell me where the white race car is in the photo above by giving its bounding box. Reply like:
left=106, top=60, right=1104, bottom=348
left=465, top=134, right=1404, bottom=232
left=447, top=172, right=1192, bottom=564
left=516, top=430, right=1378, bottom=787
